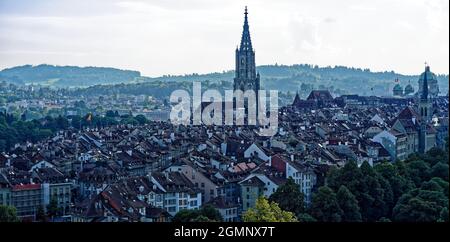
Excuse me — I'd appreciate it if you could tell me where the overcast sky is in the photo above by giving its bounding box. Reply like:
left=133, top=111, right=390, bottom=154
left=0, top=0, right=448, bottom=76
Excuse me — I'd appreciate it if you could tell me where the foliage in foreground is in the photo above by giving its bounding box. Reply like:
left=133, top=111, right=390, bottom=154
left=242, top=197, right=297, bottom=222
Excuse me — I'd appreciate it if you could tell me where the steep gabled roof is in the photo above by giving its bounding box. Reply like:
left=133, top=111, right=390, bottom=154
left=307, top=90, right=333, bottom=101
left=397, top=106, right=420, bottom=120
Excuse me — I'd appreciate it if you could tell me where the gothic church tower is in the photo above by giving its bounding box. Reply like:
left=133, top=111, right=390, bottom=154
left=233, top=7, right=260, bottom=97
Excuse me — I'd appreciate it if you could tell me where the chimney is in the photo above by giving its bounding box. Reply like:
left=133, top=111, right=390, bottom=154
left=290, top=154, right=294, bottom=162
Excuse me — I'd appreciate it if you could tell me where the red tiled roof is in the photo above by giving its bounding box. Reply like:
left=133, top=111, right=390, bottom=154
left=12, top=183, right=41, bottom=191
left=397, top=107, right=420, bottom=120
left=307, top=90, right=333, bottom=101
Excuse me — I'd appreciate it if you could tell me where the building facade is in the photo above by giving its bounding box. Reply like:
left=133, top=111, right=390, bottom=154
left=11, top=184, right=42, bottom=219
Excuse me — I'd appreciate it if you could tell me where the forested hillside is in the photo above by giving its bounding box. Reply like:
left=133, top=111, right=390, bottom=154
left=2, top=64, right=448, bottom=96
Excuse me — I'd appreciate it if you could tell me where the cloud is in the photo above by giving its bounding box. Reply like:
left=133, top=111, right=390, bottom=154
left=286, top=15, right=322, bottom=54
left=323, top=17, right=336, bottom=24
left=0, top=0, right=448, bottom=75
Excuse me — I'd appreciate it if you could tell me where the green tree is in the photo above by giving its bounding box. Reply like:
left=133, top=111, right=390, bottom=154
left=172, top=205, right=223, bottom=222
left=172, top=209, right=200, bottom=222
left=122, top=117, right=139, bottom=126
left=374, top=161, right=413, bottom=203
left=200, top=204, right=223, bottom=222
left=0, top=205, right=19, bottom=222
left=429, top=162, right=449, bottom=181
left=336, top=185, right=362, bottom=222
left=297, top=213, right=317, bottom=222
left=377, top=217, right=392, bottom=222
left=134, top=114, right=148, bottom=125
left=393, top=188, right=448, bottom=222
left=242, top=197, right=297, bottom=222
left=36, top=205, right=48, bottom=222
left=378, top=175, right=394, bottom=217
left=192, top=215, right=211, bottom=222
left=406, top=160, right=430, bottom=187
left=55, top=115, right=69, bottom=130
left=71, top=115, right=82, bottom=129
left=348, top=161, right=388, bottom=221
left=310, top=186, right=342, bottom=222
left=424, top=147, right=448, bottom=166
left=421, top=179, right=445, bottom=193
left=269, top=177, right=305, bottom=216
left=326, top=161, right=363, bottom=194
left=105, top=110, right=117, bottom=117
left=429, top=177, right=449, bottom=197
left=439, top=207, right=449, bottom=222
left=47, top=197, right=60, bottom=218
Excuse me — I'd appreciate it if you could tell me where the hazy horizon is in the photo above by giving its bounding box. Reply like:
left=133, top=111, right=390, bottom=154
left=2, top=62, right=449, bottom=79
left=0, top=0, right=448, bottom=77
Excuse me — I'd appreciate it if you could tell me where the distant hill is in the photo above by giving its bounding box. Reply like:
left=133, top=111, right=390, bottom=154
left=142, top=64, right=449, bottom=96
left=0, top=64, right=141, bottom=87
left=1, top=63, right=448, bottom=96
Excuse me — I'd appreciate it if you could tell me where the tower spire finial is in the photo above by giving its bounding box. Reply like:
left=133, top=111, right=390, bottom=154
left=239, top=5, right=252, bottom=51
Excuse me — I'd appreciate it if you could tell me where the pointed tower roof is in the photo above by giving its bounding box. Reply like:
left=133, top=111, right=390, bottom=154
left=239, top=6, right=253, bottom=51
left=293, top=91, right=301, bottom=106
left=421, top=65, right=429, bottom=100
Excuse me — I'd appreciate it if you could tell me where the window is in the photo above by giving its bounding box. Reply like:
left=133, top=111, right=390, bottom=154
left=201, top=183, right=205, bottom=188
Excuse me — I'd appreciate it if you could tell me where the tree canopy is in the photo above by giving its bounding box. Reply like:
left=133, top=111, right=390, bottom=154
left=243, top=197, right=297, bottom=222
left=172, top=205, right=223, bottom=222
left=0, top=205, right=19, bottom=222
left=269, top=177, right=306, bottom=217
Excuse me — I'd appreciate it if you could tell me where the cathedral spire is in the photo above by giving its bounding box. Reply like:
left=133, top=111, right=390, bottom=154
left=234, top=6, right=260, bottom=105
left=421, top=65, right=429, bottom=101
left=240, top=6, right=253, bottom=51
